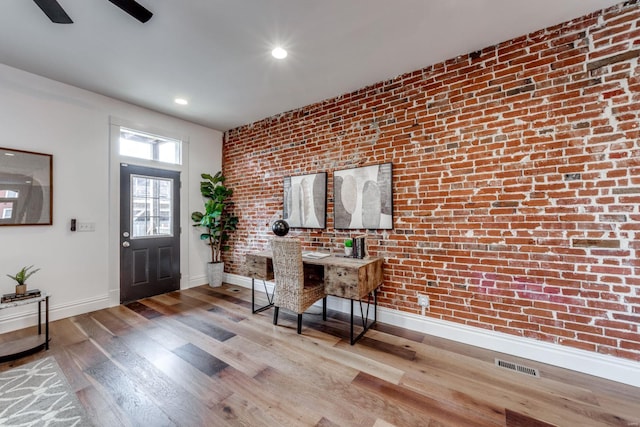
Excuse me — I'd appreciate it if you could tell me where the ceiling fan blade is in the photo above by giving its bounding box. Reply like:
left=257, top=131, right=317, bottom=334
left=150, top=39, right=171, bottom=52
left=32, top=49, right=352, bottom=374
left=32, top=0, right=73, bottom=24
left=107, top=0, right=153, bottom=23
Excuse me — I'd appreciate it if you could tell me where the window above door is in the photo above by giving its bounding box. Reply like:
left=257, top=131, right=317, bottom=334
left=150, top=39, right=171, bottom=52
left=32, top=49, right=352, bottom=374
left=119, top=128, right=182, bottom=165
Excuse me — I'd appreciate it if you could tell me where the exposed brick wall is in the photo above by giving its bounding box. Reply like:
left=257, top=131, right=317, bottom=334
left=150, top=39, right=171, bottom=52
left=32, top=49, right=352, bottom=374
left=223, top=2, right=640, bottom=361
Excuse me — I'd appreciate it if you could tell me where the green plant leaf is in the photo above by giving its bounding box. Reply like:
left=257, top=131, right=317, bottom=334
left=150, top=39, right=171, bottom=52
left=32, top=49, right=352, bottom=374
left=7, top=265, right=40, bottom=285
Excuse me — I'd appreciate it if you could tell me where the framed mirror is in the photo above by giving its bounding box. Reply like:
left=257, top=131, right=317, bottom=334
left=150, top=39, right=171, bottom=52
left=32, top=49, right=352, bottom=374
left=0, top=147, right=53, bottom=226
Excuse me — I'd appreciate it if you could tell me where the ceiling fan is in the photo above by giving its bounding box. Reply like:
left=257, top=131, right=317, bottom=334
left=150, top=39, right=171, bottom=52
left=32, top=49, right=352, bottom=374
left=32, top=0, right=153, bottom=24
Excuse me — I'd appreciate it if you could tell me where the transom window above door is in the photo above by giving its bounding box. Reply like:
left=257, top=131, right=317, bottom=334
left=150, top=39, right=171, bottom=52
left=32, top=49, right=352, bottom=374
left=119, top=128, right=182, bottom=165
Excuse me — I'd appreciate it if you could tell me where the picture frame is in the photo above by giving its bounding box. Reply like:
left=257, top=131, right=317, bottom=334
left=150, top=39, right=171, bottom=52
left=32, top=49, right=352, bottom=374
left=334, top=162, right=393, bottom=230
left=0, top=147, right=53, bottom=226
left=283, top=172, right=327, bottom=229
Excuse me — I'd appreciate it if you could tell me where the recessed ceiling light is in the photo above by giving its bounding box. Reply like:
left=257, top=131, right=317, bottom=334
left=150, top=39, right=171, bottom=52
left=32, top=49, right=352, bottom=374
left=174, top=98, right=188, bottom=105
left=271, top=47, right=287, bottom=59
left=4, top=152, right=14, bottom=156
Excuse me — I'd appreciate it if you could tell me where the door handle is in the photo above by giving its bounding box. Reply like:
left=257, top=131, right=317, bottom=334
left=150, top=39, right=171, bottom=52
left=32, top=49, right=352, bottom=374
left=122, top=241, right=130, bottom=248
left=123, top=231, right=130, bottom=238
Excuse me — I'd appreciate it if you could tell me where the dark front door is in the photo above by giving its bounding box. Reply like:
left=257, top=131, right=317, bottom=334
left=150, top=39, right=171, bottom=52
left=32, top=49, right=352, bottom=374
left=120, top=163, right=180, bottom=303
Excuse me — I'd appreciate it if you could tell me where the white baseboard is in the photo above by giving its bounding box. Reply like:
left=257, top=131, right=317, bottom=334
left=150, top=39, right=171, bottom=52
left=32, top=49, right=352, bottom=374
left=0, top=294, right=111, bottom=334
left=182, top=274, right=209, bottom=289
left=224, top=272, right=640, bottom=387
left=188, top=274, right=207, bottom=289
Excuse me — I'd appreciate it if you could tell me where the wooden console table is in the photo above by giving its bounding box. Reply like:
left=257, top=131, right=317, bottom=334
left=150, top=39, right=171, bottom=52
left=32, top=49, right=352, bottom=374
left=246, top=251, right=383, bottom=344
left=0, top=293, right=50, bottom=362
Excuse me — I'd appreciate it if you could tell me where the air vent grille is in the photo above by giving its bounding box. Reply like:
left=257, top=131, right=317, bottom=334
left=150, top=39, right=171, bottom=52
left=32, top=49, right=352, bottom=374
left=495, top=358, right=540, bottom=378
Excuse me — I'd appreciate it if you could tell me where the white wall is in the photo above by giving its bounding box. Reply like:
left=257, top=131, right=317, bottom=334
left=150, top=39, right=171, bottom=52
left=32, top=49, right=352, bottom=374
left=0, top=63, right=221, bottom=331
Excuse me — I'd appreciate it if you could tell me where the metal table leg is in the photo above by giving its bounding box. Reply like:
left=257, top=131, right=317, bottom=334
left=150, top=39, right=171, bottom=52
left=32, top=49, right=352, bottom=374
left=45, top=296, right=49, bottom=350
left=252, top=277, right=275, bottom=314
left=349, top=289, right=377, bottom=345
left=38, top=299, right=42, bottom=334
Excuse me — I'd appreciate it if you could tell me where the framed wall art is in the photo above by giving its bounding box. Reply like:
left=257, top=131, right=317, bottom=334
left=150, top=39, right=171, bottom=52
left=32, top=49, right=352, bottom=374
left=0, top=147, right=53, bottom=226
left=334, top=162, right=392, bottom=230
left=283, top=172, right=327, bottom=228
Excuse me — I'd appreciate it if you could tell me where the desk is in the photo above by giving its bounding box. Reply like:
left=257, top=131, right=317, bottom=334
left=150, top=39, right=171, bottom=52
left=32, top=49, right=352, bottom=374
left=246, top=251, right=383, bottom=344
left=0, top=294, right=50, bottom=362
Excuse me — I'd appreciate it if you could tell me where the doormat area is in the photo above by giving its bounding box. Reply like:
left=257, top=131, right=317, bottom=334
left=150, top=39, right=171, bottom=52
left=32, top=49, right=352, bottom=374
left=0, top=357, right=91, bottom=426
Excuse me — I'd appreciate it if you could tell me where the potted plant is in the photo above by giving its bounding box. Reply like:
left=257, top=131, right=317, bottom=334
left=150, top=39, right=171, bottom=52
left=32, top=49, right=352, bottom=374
left=344, top=239, right=353, bottom=257
left=191, top=172, right=239, bottom=287
left=7, top=265, right=40, bottom=295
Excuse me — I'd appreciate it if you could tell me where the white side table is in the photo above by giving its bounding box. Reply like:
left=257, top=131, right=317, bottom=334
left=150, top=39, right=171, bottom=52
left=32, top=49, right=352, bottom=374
left=0, top=293, right=49, bottom=362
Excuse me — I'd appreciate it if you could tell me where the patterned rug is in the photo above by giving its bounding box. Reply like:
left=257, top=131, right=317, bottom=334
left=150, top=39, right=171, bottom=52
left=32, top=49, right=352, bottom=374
left=0, top=357, right=91, bottom=426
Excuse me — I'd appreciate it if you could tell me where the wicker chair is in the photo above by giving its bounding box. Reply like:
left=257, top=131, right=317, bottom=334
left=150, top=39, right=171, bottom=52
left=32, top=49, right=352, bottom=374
left=271, top=237, right=327, bottom=334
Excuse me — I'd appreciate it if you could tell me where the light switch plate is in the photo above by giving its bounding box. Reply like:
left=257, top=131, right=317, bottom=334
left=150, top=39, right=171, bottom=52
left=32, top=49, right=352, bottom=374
left=77, top=222, right=96, bottom=232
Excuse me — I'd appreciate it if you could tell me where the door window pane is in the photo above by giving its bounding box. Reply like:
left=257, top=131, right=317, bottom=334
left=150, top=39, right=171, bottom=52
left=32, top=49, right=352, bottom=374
left=131, top=175, right=173, bottom=238
left=2, top=205, right=13, bottom=219
left=120, top=139, right=152, bottom=159
left=0, top=190, right=17, bottom=219
left=158, top=141, right=180, bottom=164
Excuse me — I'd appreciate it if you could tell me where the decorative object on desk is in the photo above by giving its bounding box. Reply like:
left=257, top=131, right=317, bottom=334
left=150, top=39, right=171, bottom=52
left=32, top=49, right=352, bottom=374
left=1, top=289, right=41, bottom=303
left=334, top=162, right=393, bottom=229
left=352, top=235, right=367, bottom=259
left=6, top=265, right=40, bottom=295
left=0, top=357, right=91, bottom=425
left=271, top=219, right=290, bottom=236
left=283, top=172, right=327, bottom=229
left=0, top=147, right=53, bottom=226
left=302, top=251, right=331, bottom=259
left=344, top=238, right=353, bottom=256
left=191, top=171, right=239, bottom=287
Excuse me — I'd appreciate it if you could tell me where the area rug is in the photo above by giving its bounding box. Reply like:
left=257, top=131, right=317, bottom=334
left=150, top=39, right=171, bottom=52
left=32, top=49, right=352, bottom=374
left=0, top=357, right=91, bottom=426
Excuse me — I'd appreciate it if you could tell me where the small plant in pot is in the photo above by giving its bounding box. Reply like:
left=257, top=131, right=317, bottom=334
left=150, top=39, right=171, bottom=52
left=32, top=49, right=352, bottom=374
left=191, top=172, right=239, bottom=287
left=344, top=239, right=353, bottom=256
left=7, top=265, right=40, bottom=295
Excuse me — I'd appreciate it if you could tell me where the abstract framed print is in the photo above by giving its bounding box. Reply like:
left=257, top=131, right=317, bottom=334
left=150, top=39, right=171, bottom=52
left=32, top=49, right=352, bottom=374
left=283, top=172, right=327, bottom=228
left=334, top=163, right=392, bottom=230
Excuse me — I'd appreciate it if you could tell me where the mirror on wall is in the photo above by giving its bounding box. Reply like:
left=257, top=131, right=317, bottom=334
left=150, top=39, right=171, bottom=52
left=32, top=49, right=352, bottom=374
left=0, top=147, right=52, bottom=226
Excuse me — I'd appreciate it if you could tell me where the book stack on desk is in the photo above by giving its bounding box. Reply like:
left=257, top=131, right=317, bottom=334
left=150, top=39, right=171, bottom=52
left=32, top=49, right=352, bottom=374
left=1, top=289, right=42, bottom=303
left=352, top=235, right=366, bottom=259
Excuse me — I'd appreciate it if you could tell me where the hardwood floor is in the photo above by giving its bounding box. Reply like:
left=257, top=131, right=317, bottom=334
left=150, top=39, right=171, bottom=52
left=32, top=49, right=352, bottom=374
left=1, top=284, right=638, bottom=426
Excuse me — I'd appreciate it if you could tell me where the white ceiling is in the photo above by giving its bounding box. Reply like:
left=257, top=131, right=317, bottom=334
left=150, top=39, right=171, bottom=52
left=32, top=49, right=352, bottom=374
left=0, top=0, right=623, bottom=131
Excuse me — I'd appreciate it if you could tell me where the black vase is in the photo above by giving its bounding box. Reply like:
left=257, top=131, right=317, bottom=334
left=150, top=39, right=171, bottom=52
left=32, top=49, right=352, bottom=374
left=272, top=219, right=290, bottom=236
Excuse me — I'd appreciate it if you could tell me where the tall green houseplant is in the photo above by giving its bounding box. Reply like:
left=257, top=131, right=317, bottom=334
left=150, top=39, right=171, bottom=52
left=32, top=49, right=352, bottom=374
left=191, top=172, right=239, bottom=264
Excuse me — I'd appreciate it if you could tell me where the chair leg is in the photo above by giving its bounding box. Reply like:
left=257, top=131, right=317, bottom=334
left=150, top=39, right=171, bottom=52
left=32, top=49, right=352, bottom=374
left=322, top=297, right=327, bottom=321
left=297, top=314, right=302, bottom=334
left=273, top=306, right=279, bottom=325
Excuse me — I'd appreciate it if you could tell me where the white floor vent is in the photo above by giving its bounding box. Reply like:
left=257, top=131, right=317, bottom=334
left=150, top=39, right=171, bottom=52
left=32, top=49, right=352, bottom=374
left=495, top=358, right=540, bottom=378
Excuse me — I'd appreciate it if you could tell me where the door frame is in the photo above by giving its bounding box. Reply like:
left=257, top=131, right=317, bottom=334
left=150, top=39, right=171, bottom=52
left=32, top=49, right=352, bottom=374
left=108, top=117, right=190, bottom=306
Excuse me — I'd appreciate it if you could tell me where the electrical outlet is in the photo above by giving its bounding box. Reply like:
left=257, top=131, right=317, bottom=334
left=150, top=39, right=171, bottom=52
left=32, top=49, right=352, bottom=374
left=417, top=294, right=429, bottom=308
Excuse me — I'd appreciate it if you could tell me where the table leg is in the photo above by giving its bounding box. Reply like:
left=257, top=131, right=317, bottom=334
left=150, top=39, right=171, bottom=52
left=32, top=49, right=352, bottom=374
left=349, top=290, right=378, bottom=345
left=45, top=296, right=49, bottom=350
left=38, top=300, right=42, bottom=335
left=373, top=289, right=378, bottom=323
left=252, top=277, right=275, bottom=314
left=350, top=299, right=354, bottom=344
